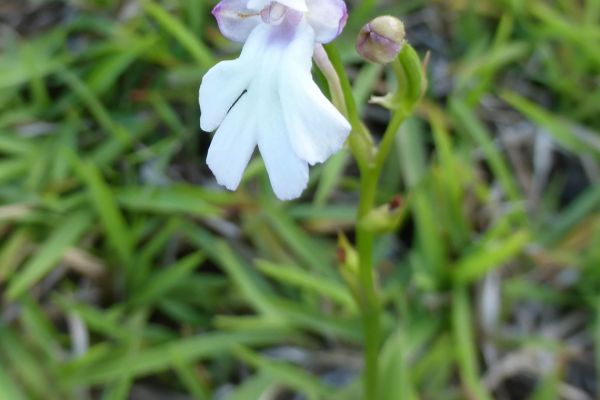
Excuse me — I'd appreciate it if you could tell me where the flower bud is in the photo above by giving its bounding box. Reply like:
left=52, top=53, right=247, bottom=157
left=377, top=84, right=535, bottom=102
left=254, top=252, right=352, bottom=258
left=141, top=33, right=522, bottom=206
left=358, top=194, right=410, bottom=233
left=356, top=16, right=406, bottom=64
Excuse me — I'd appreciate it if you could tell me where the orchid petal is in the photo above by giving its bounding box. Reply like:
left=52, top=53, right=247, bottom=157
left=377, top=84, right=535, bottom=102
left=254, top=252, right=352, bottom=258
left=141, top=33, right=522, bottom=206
left=306, top=0, right=348, bottom=43
left=281, top=70, right=351, bottom=164
left=199, top=26, right=267, bottom=132
left=246, top=0, right=269, bottom=10
left=258, top=111, right=309, bottom=200
left=252, top=23, right=310, bottom=199
left=276, top=0, right=308, bottom=12
left=206, top=95, right=257, bottom=190
left=213, top=0, right=261, bottom=42
left=199, top=60, right=249, bottom=132
left=277, top=21, right=350, bottom=164
left=247, top=0, right=307, bottom=12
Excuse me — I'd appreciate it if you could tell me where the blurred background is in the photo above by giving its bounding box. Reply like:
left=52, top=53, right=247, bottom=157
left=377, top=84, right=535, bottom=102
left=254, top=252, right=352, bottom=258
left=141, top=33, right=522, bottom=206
left=1, top=0, right=599, bottom=399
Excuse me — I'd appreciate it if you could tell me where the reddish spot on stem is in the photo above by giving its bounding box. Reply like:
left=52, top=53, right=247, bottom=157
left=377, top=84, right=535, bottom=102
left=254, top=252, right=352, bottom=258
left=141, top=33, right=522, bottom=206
left=336, top=247, right=346, bottom=263
left=389, top=195, right=403, bottom=210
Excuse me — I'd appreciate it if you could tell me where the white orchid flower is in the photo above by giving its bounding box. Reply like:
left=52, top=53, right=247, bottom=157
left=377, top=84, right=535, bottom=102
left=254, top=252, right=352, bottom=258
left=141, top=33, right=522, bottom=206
left=199, top=0, right=351, bottom=200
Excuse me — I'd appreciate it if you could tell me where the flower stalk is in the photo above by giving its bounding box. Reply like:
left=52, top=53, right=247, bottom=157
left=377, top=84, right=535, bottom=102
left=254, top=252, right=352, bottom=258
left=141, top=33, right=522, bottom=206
left=325, top=35, right=425, bottom=399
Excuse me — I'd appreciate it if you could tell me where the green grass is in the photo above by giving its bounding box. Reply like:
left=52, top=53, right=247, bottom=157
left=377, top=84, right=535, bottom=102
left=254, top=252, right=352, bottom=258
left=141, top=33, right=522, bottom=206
left=1, top=0, right=599, bottom=399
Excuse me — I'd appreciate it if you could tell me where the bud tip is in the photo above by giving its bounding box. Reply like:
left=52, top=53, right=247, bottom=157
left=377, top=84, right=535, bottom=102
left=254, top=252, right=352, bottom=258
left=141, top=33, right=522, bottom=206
left=356, top=15, right=406, bottom=64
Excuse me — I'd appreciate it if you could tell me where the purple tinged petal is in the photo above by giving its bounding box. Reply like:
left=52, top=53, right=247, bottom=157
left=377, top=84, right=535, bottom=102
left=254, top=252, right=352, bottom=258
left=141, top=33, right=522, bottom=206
left=305, top=0, right=348, bottom=43
left=212, top=0, right=261, bottom=42
left=248, top=0, right=307, bottom=12
left=275, top=0, right=308, bottom=12
left=246, top=0, right=270, bottom=10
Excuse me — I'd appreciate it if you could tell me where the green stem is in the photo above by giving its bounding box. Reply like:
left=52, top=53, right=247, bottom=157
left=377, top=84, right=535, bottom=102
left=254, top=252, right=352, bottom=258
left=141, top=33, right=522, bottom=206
left=375, top=109, right=407, bottom=175
left=356, top=168, right=380, bottom=400
left=355, top=108, right=405, bottom=399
